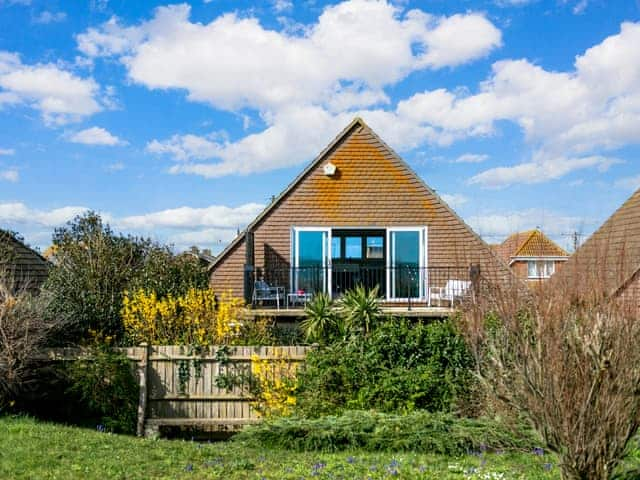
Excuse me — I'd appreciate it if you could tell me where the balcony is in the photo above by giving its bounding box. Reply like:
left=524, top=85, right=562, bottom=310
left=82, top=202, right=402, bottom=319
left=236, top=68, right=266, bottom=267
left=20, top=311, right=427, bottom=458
left=246, top=265, right=479, bottom=316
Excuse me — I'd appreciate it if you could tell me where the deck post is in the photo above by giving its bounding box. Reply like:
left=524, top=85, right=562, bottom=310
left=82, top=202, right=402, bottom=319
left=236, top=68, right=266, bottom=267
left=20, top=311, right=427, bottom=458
left=470, top=264, right=481, bottom=301
left=136, top=343, right=150, bottom=437
left=244, top=231, right=255, bottom=305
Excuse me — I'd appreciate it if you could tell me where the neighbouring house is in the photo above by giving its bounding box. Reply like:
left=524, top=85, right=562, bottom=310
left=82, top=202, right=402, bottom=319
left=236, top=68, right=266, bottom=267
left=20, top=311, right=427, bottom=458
left=491, top=229, right=569, bottom=284
left=0, top=230, right=50, bottom=291
left=553, top=187, right=640, bottom=299
left=209, top=118, right=510, bottom=309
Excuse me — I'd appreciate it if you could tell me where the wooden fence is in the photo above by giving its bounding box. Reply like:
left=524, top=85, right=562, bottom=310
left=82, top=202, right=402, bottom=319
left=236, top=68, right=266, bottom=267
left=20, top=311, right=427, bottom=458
left=41, top=345, right=312, bottom=437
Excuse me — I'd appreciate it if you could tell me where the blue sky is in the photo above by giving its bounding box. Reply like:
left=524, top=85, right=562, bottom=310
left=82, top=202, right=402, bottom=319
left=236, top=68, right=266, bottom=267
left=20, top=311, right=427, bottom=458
left=0, top=0, right=639, bottom=253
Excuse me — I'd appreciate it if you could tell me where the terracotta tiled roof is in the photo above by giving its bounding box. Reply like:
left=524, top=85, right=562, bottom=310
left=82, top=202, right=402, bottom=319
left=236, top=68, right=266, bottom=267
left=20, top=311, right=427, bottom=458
left=494, top=230, right=568, bottom=263
left=553, top=187, right=640, bottom=296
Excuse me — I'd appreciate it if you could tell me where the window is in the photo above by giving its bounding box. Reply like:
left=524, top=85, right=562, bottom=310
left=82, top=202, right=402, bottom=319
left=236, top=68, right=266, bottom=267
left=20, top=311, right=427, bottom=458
left=331, top=237, right=341, bottom=260
left=345, top=237, right=362, bottom=259
left=527, top=260, right=555, bottom=279
left=366, top=236, right=384, bottom=259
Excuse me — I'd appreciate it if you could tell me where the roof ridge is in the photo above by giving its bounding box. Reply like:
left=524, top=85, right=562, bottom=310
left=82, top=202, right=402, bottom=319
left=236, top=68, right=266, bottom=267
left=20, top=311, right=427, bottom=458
left=513, top=230, right=539, bottom=257
left=209, top=117, right=366, bottom=269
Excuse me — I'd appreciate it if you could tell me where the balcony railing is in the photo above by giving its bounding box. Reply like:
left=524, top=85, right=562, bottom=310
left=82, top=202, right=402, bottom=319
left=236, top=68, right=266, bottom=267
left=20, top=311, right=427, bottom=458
left=247, top=265, right=479, bottom=309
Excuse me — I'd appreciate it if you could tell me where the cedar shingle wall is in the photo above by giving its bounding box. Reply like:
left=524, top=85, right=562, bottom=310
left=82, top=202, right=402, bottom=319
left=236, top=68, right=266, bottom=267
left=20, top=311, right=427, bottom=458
left=211, top=125, right=509, bottom=297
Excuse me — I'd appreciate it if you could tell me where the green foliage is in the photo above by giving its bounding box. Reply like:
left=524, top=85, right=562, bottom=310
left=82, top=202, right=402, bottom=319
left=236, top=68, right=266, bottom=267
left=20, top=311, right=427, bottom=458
left=300, top=292, right=339, bottom=343
left=337, top=284, right=382, bottom=335
left=236, top=410, right=537, bottom=455
left=295, top=318, right=474, bottom=416
left=126, top=248, right=209, bottom=299
left=43, top=212, right=208, bottom=343
left=65, top=347, right=139, bottom=434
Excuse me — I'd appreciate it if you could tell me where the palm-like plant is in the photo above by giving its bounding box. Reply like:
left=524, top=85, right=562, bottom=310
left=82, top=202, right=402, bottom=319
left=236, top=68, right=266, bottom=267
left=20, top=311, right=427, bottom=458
left=337, top=284, right=382, bottom=336
left=301, top=292, right=337, bottom=344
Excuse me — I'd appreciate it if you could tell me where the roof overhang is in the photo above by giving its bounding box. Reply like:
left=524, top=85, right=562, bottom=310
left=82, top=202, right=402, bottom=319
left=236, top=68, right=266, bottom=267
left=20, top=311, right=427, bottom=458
left=509, top=256, right=570, bottom=266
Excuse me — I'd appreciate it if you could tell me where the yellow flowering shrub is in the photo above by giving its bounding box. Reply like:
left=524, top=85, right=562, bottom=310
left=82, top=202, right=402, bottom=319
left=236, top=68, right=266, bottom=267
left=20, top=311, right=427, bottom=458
left=121, top=288, right=244, bottom=345
left=250, top=350, right=298, bottom=418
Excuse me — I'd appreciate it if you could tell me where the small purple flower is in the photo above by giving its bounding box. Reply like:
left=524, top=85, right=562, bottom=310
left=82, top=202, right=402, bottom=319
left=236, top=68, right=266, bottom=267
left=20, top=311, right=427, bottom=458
left=96, top=424, right=105, bottom=433
left=543, top=463, right=553, bottom=471
left=184, top=464, right=193, bottom=472
left=346, top=456, right=356, bottom=464
left=533, top=447, right=545, bottom=456
left=388, top=468, right=399, bottom=476
left=389, top=459, right=400, bottom=468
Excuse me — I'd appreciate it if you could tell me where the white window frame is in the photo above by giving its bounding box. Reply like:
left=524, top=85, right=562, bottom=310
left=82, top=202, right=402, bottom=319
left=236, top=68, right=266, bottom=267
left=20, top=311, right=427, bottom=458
left=527, top=259, right=555, bottom=279
left=291, top=227, right=332, bottom=296
left=385, top=226, right=428, bottom=301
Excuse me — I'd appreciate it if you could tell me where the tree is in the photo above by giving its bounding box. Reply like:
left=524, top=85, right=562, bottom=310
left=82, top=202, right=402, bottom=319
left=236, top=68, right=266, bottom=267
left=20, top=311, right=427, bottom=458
left=461, top=270, right=640, bottom=480
left=43, top=212, right=209, bottom=343
left=0, top=268, right=62, bottom=408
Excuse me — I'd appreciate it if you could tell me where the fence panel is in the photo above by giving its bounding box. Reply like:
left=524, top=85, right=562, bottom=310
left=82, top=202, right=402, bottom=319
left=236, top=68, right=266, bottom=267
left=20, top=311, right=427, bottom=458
left=40, top=345, right=311, bottom=436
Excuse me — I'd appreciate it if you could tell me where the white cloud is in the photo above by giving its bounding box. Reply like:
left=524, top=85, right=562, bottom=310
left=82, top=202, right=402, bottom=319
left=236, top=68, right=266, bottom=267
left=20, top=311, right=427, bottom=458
left=396, top=22, right=640, bottom=186
left=453, top=153, right=488, bottom=163
left=68, top=126, right=126, bottom=146
left=571, top=0, right=588, bottom=14
left=272, top=0, right=293, bottom=13
left=496, top=0, right=536, bottom=5
left=32, top=10, right=67, bottom=24
left=0, top=169, right=18, bottom=182
left=1, top=201, right=264, bottom=253
left=117, top=203, right=264, bottom=230
left=0, top=148, right=14, bottom=155
left=614, top=175, right=640, bottom=191
left=168, top=228, right=240, bottom=252
left=0, top=51, right=103, bottom=125
left=468, top=208, right=585, bottom=245
left=105, top=161, right=125, bottom=172
left=469, top=155, right=619, bottom=188
left=77, top=2, right=500, bottom=112
left=0, top=202, right=88, bottom=227
left=440, top=193, right=468, bottom=209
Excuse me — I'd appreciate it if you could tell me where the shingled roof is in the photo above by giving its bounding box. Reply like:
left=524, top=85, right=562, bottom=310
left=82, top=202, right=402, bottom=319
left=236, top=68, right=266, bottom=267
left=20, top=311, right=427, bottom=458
left=555, top=187, right=640, bottom=296
left=0, top=230, right=50, bottom=291
left=494, top=229, right=568, bottom=264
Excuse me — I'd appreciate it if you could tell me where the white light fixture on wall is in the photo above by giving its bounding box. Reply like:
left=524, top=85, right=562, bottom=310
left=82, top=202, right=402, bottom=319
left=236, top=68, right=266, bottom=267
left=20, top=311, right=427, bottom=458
left=323, top=162, right=337, bottom=176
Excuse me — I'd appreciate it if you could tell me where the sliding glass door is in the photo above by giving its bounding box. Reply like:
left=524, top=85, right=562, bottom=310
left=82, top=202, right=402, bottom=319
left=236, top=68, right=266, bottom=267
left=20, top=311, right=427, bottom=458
left=292, top=228, right=330, bottom=295
left=387, top=227, right=426, bottom=300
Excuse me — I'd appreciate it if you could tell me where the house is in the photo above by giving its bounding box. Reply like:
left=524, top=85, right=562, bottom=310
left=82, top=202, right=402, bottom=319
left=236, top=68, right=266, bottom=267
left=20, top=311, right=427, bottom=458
left=0, top=230, right=50, bottom=291
left=209, top=118, right=510, bottom=309
left=491, top=229, right=568, bottom=284
left=553, top=187, right=640, bottom=299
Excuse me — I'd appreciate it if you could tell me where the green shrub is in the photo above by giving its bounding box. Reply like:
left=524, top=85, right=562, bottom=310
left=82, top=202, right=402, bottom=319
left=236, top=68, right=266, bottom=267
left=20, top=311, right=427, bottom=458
left=44, top=212, right=209, bottom=344
left=66, top=347, right=139, bottom=434
left=301, top=292, right=339, bottom=343
left=235, top=410, right=537, bottom=455
left=295, top=318, right=474, bottom=416
left=337, top=284, right=382, bottom=335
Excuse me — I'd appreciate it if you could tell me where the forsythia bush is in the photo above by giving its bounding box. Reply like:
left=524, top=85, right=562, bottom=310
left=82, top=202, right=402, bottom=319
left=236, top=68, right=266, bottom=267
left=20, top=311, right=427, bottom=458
left=121, top=288, right=244, bottom=345
left=250, top=350, right=298, bottom=418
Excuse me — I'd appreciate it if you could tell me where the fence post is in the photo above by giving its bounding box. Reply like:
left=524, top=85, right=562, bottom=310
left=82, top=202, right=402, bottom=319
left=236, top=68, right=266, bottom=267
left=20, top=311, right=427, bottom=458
left=136, top=343, right=150, bottom=437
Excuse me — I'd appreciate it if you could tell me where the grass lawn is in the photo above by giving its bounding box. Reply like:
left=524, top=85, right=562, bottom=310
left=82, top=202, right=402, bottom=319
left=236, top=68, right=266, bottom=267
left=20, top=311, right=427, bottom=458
left=0, top=415, right=559, bottom=479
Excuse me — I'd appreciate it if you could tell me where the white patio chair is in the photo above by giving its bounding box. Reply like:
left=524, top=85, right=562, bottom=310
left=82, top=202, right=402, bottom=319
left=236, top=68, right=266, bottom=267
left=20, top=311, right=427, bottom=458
left=429, top=280, right=471, bottom=307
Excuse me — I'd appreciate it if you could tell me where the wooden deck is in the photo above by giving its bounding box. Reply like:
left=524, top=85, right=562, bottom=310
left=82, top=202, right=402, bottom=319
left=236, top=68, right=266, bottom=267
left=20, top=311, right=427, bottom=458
left=244, top=305, right=454, bottom=319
